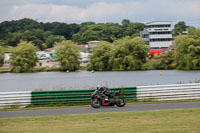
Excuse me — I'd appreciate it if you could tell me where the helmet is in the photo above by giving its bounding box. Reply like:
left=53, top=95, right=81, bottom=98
left=97, top=85, right=100, bottom=90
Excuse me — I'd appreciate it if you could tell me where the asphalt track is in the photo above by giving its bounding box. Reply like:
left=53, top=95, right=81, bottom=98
left=0, top=102, right=200, bottom=118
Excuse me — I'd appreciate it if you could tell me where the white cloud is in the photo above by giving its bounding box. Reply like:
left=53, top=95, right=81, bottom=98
left=4, top=1, right=143, bottom=23
left=0, top=0, right=199, bottom=26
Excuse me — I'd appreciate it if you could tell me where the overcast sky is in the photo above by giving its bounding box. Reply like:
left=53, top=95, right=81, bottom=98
left=0, top=0, right=200, bottom=27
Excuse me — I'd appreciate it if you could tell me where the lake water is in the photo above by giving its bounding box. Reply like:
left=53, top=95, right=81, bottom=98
left=0, top=70, right=200, bottom=92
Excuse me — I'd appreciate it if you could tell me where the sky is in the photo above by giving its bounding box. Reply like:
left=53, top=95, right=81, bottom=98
left=0, top=0, right=200, bottom=27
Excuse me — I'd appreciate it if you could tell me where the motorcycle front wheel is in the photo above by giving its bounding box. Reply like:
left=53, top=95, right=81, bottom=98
left=90, top=98, right=101, bottom=108
left=116, top=98, right=126, bottom=107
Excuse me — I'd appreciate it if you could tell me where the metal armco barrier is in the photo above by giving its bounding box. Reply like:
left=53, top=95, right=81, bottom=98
left=1, top=83, right=200, bottom=108
left=0, top=91, right=31, bottom=108
left=31, top=87, right=137, bottom=105
left=137, top=83, right=200, bottom=101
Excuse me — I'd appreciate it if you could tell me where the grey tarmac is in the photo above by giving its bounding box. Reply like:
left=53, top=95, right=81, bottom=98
left=0, top=101, right=200, bottom=118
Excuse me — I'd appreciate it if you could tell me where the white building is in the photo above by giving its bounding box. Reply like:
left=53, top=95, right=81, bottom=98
left=141, top=21, right=173, bottom=49
left=36, top=51, right=51, bottom=60
left=4, top=53, right=12, bottom=63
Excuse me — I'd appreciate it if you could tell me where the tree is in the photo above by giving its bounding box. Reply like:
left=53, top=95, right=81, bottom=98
left=72, top=23, right=123, bottom=44
left=80, top=24, right=103, bottom=43
left=0, top=46, right=4, bottom=67
left=55, top=40, right=80, bottom=71
left=72, top=22, right=95, bottom=44
left=10, top=41, right=38, bottom=72
left=87, top=41, right=113, bottom=71
left=0, top=40, right=5, bottom=47
left=152, top=51, right=176, bottom=70
left=104, top=23, right=123, bottom=42
left=0, top=18, right=42, bottom=40
left=121, top=19, right=130, bottom=27
left=109, top=37, right=149, bottom=70
left=175, top=27, right=200, bottom=70
left=4, top=29, right=46, bottom=49
left=22, top=29, right=46, bottom=50
left=45, top=35, right=65, bottom=48
left=173, top=21, right=188, bottom=35
left=5, top=32, right=23, bottom=47
left=124, top=22, right=145, bottom=37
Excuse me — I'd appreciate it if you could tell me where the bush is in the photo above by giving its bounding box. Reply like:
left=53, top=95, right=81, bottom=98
left=55, top=40, right=80, bottom=71
left=10, top=41, right=38, bottom=72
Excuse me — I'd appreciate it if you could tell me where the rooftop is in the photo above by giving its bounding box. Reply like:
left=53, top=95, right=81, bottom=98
left=146, top=21, right=172, bottom=25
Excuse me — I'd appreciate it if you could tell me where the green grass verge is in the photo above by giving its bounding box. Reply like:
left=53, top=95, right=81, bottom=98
left=0, top=68, right=11, bottom=73
left=0, top=108, right=200, bottom=133
left=0, top=102, right=90, bottom=111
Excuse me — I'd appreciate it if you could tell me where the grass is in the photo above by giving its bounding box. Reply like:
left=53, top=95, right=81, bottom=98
left=0, top=67, right=84, bottom=73
left=33, top=67, right=61, bottom=72
left=0, top=108, right=200, bottom=133
left=0, top=68, right=11, bottom=73
left=0, top=103, right=90, bottom=111
left=0, top=67, right=61, bottom=73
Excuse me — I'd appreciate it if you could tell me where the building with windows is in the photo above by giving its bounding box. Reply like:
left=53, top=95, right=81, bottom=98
left=141, top=21, right=173, bottom=49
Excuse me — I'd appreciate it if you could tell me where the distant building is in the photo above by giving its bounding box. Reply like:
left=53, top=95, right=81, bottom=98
left=87, top=41, right=100, bottom=49
left=168, top=44, right=176, bottom=51
left=77, top=45, right=87, bottom=51
left=4, top=53, right=12, bottom=64
left=45, top=48, right=55, bottom=53
left=141, top=21, right=173, bottom=49
left=36, top=51, right=51, bottom=60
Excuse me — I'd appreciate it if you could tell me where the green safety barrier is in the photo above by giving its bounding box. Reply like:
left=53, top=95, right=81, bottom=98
left=31, top=87, right=137, bottom=105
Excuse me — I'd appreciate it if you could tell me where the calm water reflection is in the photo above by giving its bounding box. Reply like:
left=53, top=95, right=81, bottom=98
left=0, top=70, right=200, bottom=92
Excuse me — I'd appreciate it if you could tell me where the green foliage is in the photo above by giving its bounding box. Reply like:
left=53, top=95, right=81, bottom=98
left=0, top=18, right=42, bottom=39
left=5, top=32, right=23, bottom=47
left=4, top=29, right=46, bottom=49
left=152, top=51, right=176, bottom=70
left=72, top=21, right=144, bottom=44
left=124, top=22, right=145, bottom=37
left=87, top=41, right=113, bottom=71
left=175, top=27, right=200, bottom=70
left=48, top=22, right=80, bottom=39
left=45, top=35, right=65, bottom=48
left=0, top=46, right=4, bottom=67
left=173, top=21, right=188, bottom=35
left=109, top=37, right=149, bottom=70
left=0, top=18, right=79, bottom=49
left=55, top=40, right=80, bottom=71
left=87, top=37, right=149, bottom=71
left=0, top=40, right=5, bottom=47
left=141, top=60, right=157, bottom=70
left=72, top=23, right=123, bottom=44
left=0, top=18, right=145, bottom=48
left=22, top=29, right=46, bottom=50
left=121, top=19, right=130, bottom=27
left=10, top=41, right=38, bottom=72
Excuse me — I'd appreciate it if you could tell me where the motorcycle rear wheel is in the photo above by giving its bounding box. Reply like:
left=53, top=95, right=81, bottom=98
left=90, top=98, right=101, bottom=108
left=116, top=98, right=126, bottom=107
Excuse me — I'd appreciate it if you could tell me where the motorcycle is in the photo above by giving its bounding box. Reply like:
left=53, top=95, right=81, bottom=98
left=90, top=87, right=126, bottom=108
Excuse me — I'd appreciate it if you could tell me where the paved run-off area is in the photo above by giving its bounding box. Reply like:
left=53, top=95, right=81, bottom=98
left=0, top=102, right=200, bottom=118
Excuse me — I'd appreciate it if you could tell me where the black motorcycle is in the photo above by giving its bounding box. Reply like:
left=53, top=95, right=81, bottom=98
left=90, top=87, right=126, bottom=108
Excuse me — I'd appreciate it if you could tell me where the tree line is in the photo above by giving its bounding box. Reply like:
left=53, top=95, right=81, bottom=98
left=0, top=18, right=145, bottom=50
left=88, top=27, right=200, bottom=71
left=0, top=27, right=200, bottom=72
left=0, top=40, right=80, bottom=72
left=87, top=37, right=149, bottom=71
left=0, top=18, right=198, bottom=72
left=0, top=37, right=149, bottom=72
left=0, top=18, right=188, bottom=51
